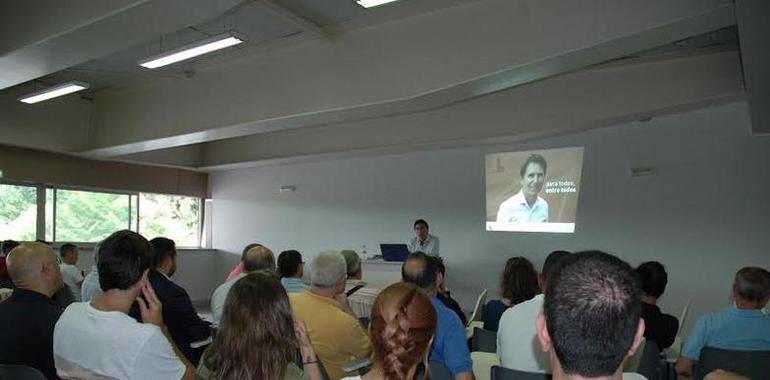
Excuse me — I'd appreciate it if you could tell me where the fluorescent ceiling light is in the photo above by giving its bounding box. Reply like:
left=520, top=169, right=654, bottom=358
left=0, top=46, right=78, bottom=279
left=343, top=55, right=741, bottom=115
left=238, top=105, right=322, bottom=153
left=356, top=0, right=400, bottom=8
left=19, top=81, right=89, bottom=104
left=138, top=31, right=246, bottom=69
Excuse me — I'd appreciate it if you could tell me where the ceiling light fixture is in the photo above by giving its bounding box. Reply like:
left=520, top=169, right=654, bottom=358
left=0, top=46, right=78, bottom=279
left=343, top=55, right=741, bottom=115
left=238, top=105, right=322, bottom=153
left=356, top=0, right=400, bottom=8
left=19, top=81, right=90, bottom=104
left=138, top=31, right=246, bottom=69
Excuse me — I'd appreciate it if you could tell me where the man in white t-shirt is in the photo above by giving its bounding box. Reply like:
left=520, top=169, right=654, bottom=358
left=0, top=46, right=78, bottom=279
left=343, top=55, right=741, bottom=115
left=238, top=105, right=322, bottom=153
left=54, top=230, right=195, bottom=380
left=498, top=250, right=570, bottom=373
left=59, top=243, right=84, bottom=302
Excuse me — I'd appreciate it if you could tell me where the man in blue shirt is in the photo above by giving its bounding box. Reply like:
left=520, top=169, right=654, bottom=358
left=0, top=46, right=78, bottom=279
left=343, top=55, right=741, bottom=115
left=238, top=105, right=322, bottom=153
left=278, top=250, right=309, bottom=293
left=402, top=252, right=474, bottom=380
left=676, top=267, right=770, bottom=377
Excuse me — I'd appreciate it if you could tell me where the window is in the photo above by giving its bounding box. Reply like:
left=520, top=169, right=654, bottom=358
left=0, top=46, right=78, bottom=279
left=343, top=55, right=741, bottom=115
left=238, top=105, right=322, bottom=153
left=139, top=193, right=200, bottom=247
left=3, top=182, right=201, bottom=246
left=51, top=189, right=131, bottom=243
left=0, top=184, right=38, bottom=241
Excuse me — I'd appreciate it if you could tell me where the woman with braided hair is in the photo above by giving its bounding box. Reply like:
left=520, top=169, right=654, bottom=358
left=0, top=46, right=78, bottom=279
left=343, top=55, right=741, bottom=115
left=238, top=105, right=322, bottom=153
left=342, top=282, right=437, bottom=380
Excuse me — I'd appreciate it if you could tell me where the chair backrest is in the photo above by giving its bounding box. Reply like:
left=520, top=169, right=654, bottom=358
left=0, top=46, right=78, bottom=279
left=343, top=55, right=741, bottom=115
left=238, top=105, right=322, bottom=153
left=428, top=361, right=453, bottom=380
left=472, top=327, right=498, bottom=353
left=467, top=289, right=488, bottom=326
left=414, top=361, right=453, bottom=380
left=490, top=365, right=552, bottom=380
left=0, top=364, right=47, bottom=380
left=693, top=346, right=770, bottom=380
left=678, top=298, right=692, bottom=334
left=636, top=340, right=662, bottom=380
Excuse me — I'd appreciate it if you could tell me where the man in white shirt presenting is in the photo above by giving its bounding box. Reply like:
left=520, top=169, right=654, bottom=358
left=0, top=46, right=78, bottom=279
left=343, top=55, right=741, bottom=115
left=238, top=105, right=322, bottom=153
left=59, top=243, right=83, bottom=302
left=53, top=230, right=195, bottom=380
left=408, top=219, right=440, bottom=256
left=496, top=154, right=549, bottom=224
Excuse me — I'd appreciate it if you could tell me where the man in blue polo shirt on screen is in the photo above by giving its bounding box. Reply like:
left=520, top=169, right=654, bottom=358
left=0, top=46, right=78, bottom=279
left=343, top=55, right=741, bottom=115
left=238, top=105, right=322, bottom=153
left=675, top=267, right=770, bottom=377
left=402, top=252, right=474, bottom=380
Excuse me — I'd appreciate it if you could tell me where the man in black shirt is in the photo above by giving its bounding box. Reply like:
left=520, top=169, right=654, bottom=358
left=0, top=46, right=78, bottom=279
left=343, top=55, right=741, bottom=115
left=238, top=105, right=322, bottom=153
left=636, top=261, right=679, bottom=349
left=0, top=242, right=64, bottom=379
left=128, top=237, right=211, bottom=365
left=433, top=256, right=468, bottom=326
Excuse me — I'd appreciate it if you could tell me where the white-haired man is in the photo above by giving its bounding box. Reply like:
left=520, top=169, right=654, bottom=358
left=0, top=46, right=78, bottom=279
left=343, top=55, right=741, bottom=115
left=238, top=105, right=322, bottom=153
left=289, top=251, right=370, bottom=380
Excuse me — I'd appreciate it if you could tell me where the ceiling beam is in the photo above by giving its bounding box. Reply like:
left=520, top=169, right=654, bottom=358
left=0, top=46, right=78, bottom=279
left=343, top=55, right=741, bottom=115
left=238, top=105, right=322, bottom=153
left=197, top=50, right=744, bottom=169
left=81, top=1, right=735, bottom=159
left=259, top=0, right=330, bottom=40
left=0, top=0, right=245, bottom=90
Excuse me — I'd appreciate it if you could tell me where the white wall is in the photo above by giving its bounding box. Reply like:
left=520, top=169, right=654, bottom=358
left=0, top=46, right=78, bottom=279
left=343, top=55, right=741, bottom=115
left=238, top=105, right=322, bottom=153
left=210, top=101, right=770, bottom=335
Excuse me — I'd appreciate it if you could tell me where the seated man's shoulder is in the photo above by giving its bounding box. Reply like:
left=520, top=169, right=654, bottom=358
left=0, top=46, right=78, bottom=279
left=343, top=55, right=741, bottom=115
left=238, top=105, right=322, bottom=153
left=433, top=298, right=463, bottom=328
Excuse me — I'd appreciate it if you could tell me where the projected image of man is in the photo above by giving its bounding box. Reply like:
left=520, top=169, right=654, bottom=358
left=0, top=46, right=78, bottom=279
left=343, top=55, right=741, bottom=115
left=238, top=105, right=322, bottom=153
left=496, top=154, right=549, bottom=223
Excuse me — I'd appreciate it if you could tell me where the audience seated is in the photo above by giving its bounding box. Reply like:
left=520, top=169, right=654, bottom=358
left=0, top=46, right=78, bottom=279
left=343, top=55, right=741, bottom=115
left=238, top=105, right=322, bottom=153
left=212, top=245, right=275, bottom=326
left=225, top=242, right=263, bottom=281
left=675, top=267, right=770, bottom=377
left=536, top=250, right=646, bottom=380
left=128, top=237, right=211, bottom=366
left=197, top=271, right=322, bottom=380
left=58, top=243, right=83, bottom=302
left=341, top=282, right=437, bottom=380
left=290, top=251, right=371, bottom=380
left=433, top=256, right=468, bottom=326
left=341, top=249, right=382, bottom=318
left=497, top=250, right=570, bottom=373
left=0, top=242, right=64, bottom=380
left=278, top=249, right=309, bottom=293
left=635, top=261, right=678, bottom=350
left=0, top=239, right=20, bottom=289
left=80, top=242, right=102, bottom=302
left=53, top=230, right=195, bottom=380
left=483, top=256, right=539, bottom=331
left=402, top=251, right=474, bottom=380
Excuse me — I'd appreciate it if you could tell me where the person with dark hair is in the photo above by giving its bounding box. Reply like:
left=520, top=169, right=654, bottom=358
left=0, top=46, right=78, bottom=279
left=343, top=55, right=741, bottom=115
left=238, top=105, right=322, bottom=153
left=53, top=230, right=195, bottom=380
left=433, top=256, right=468, bottom=325
left=483, top=256, right=539, bottom=331
left=0, top=239, right=19, bottom=289
left=498, top=250, right=570, bottom=373
left=407, top=219, right=439, bottom=256
left=290, top=251, right=370, bottom=379
left=676, top=267, right=770, bottom=377
left=278, top=249, right=308, bottom=293
left=197, top=271, right=322, bottom=380
left=0, top=242, right=64, bottom=380
left=536, top=251, right=646, bottom=380
left=225, top=242, right=263, bottom=281
left=636, top=261, right=678, bottom=350
left=128, top=237, right=211, bottom=365
left=58, top=243, right=83, bottom=301
left=402, top=252, right=474, bottom=380
left=496, top=153, right=549, bottom=224
left=341, top=282, right=438, bottom=380
left=212, top=245, right=275, bottom=327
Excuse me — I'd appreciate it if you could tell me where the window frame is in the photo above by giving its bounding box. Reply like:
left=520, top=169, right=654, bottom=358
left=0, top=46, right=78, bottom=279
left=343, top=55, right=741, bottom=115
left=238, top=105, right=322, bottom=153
left=0, top=180, right=203, bottom=248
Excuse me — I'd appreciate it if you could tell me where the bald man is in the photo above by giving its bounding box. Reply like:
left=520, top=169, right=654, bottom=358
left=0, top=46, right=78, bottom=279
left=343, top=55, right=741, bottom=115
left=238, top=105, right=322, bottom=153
left=0, top=242, right=64, bottom=380
left=210, top=245, right=276, bottom=326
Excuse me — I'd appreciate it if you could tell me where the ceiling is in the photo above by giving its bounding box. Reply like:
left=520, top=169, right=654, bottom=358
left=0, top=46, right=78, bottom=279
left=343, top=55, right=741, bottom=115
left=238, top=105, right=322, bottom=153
left=0, top=0, right=745, bottom=171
